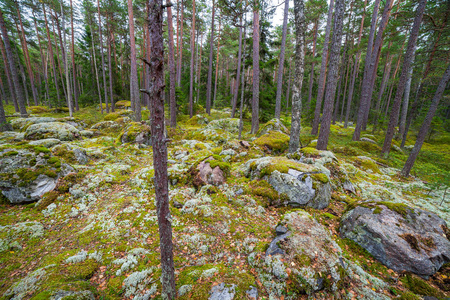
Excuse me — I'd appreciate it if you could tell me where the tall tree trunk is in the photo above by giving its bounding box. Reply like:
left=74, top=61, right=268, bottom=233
left=344, top=0, right=367, bottom=128
left=176, top=1, right=184, bottom=87
left=97, top=0, right=109, bottom=113
left=401, top=64, right=450, bottom=177
left=340, top=53, right=351, bottom=122
left=70, top=0, right=79, bottom=111
left=275, top=0, right=289, bottom=119
left=107, top=18, right=114, bottom=112
left=231, top=16, right=243, bottom=117
left=43, top=4, right=61, bottom=108
left=372, top=52, right=394, bottom=132
left=61, top=1, right=73, bottom=117
left=0, top=34, right=18, bottom=111
left=285, top=63, right=292, bottom=113
left=195, top=31, right=201, bottom=103
left=382, top=0, right=427, bottom=156
left=251, top=5, right=260, bottom=134
left=353, top=0, right=392, bottom=141
left=311, top=0, right=335, bottom=135
left=238, top=18, right=248, bottom=140
left=213, top=17, right=222, bottom=109
left=205, top=0, right=216, bottom=114
left=19, top=63, right=30, bottom=107
left=0, top=8, right=26, bottom=116
left=316, top=0, right=345, bottom=150
left=89, top=13, right=103, bottom=114
left=167, top=2, right=176, bottom=127
left=128, top=0, right=141, bottom=121
left=397, top=48, right=416, bottom=140
left=146, top=0, right=176, bottom=297
left=288, top=0, right=305, bottom=153
left=306, top=20, right=318, bottom=113
left=15, top=3, right=38, bottom=106
left=32, top=10, right=50, bottom=107
left=188, top=0, right=196, bottom=117
left=53, top=14, right=68, bottom=103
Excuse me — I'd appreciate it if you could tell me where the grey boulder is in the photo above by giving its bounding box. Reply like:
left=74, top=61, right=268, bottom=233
left=209, top=283, right=235, bottom=300
left=24, top=122, right=80, bottom=141
left=340, top=204, right=450, bottom=278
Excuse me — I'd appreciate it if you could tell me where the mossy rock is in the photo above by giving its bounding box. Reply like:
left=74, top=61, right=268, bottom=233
left=353, top=156, right=381, bottom=174
left=28, top=106, right=51, bottom=114
left=115, top=100, right=132, bottom=109
left=349, top=140, right=381, bottom=153
left=247, top=157, right=316, bottom=179
left=254, top=131, right=290, bottom=154
left=256, top=118, right=289, bottom=137
left=186, top=114, right=210, bottom=126
left=401, top=273, right=445, bottom=298
left=117, top=122, right=151, bottom=145
left=245, top=179, right=289, bottom=207
left=300, top=147, right=320, bottom=157
left=24, top=122, right=80, bottom=141
left=104, top=109, right=134, bottom=121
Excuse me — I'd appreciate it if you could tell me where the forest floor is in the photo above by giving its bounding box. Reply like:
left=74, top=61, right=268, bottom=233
left=0, top=104, right=449, bottom=300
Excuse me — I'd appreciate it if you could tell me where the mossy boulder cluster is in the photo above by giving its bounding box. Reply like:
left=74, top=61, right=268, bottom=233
left=24, top=122, right=80, bottom=141
left=117, top=121, right=151, bottom=145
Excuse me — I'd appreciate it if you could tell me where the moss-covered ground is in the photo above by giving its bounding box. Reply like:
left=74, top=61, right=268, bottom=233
left=0, top=105, right=448, bottom=299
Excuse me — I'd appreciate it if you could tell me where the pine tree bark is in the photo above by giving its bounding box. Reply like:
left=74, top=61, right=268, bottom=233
left=146, top=0, right=176, bottom=297
left=238, top=19, right=248, bottom=140
left=0, top=8, right=27, bottom=116
left=306, top=20, right=318, bottom=113
left=288, top=0, right=305, bottom=153
left=397, top=48, right=416, bottom=140
left=107, top=17, right=115, bottom=112
left=382, top=0, right=427, bottom=156
left=70, top=0, right=79, bottom=111
left=275, top=0, right=289, bottom=119
left=176, top=0, right=184, bottom=87
left=61, top=1, right=73, bottom=117
left=311, top=0, right=335, bottom=135
left=316, top=0, right=345, bottom=150
left=401, top=64, right=450, bottom=177
left=353, top=0, right=392, bottom=141
left=188, top=0, right=196, bottom=118
left=372, top=52, right=393, bottom=132
left=89, top=13, right=103, bottom=114
left=213, top=18, right=221, bottom=108
left=128, top=0, right=141, bottom=121
left=251, top=4, right=260, bottom=134
left=167, top=2, right=176, bottom=127
left=15, top=3, right=38, bottom=106
left=231, top=16, right=243, bottom=118
left=205, top=0, right=216, bottom=114
left=0, top=34, right=18, bottom=112
left=97, top=0, right=109, bottom=113
left=286, top=63, right=292, bottom=113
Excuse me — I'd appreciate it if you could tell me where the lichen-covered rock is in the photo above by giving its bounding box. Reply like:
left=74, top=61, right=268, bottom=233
left=51, top=290, right=95, bottom=300
left=80, top=130, right=94, bottom=138
left=191, top=157, right=228, bottom=187
left=0, top=147, right=72, bottom=204
left=24, top=122, right=80, bottom=141
left=209, top=282, right=236, bottom=300
left=118, top=122, right=151, bottom=145
left=51, top=144, right=90, bottom=165
left=29, top=138, right=61, bottom=148
left=256, top=118, right=289, bottom=137
left=0, top=131, right=25, bottom=144
left=254, top=131, right=290, bottom=154
left=90, top=120, right=125, bottom=134
left=3, top=266, right=49, bottom=299
left=187, top=114, right=210, bottom=125
left=115, top=100, right=132, bottom=109
left=340, top=204, right=450, bottom=278
left=10, top=117, right=56, bottom=131
left=244, top=157, right=331, bottom=209
left=205, top=118, right=240, bottom=133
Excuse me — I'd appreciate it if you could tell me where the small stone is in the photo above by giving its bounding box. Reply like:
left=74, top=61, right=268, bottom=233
left=173, top=200, right=183, bottom=209
left=245, top=286, right=258, bottom=300
left=275, top=225, right=288, bottom=236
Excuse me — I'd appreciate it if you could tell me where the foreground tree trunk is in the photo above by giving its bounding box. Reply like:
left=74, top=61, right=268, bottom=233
left=288, top=0, right=305, bottom=153
left=188, top=0, right=196, bottom=117
left=205, top=0, right=216, bottom=114
left=316, top=0, right=345, bottom=150
left=382, top=0, right=427, bottom=156
left=275, top=0, right=289, bottom=119
left=146, top=0, right=176, bottom=297
left=167, top=2, right=177, bottom=127
left=0, top=8, right=27, bottom=116
left=306, top=20, right=318, bottom=112
left=401, top=64, right=450, bottom=177
left=0, top=34, right=18, bottom=112
left=251, top=5, right=260, bottom=134
left=128, top=0, right=142, bottom=121
left=311, top=0, right=335, bottom=135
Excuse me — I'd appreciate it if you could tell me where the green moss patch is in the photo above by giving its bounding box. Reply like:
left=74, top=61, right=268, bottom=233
left=254, top=131, right=289, bottom=153
left=401, top=273, right=445, bottom=298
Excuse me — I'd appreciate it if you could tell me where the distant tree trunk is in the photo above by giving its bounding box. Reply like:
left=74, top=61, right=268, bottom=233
left=231, top=16, right=243, bottom=117
left=15, top=3, right=38, bottom=106
left=0, top=89, right=10, bottom=131
left=275, top=0, right=289, bottom=119
left=176, top=0, right=184, bottom=87
left=0, top=34, right=18, bottom=111
left=251, top=5, right=260, bottom=134
left=205, top=0, right=216, bottom=114
left=0, top=8, right=26, bottom=116
left=53, top=14, right=68, bottom=103
left=189, top=0, right=196, bottom=117
left=195, top=32, right=202, bottom=104
left=397, top=48, right=416, bottom=140
left=353, top=0, right=391, bottom=141
left=146, top=0, right=176, bottom=297
left=306, top=20, right=318, bottom=112
left=61, top=1, right=73, bottom=117
left=128, top=0, right=141, bottom=121
left=401, top=64, right=450, bottom=177
left=288, top=0, right=305, bottom=153
left=89, top=14, right=103, bottom=114
left=107, top=19, right=115, bottom=112
left=43, top=4, right=61, bottom=108
left=316, top=0, right=345, bottom=150
left=97, top=0, right=109, bottom=113
left=213, top=18, right=222, bottom=109
left=340, top=53, right=351, bottom=122
left=311, top=0, right=335, bottom=135
left=19, top=60, right=30, bottom=107
left=32, top=10, right=50, bottom=107
left=70, top=0, right=79, bottom=111
left=167, top=2, right=177, bottom=127
left=238, top=22, right=248, bottom=140
left=382, top=0, right=427, bottom=156
left=0, top=75, right=6, bottom=105
left=344, top=0, right=367, bottom=128
left=285, top=63, right=292, bottom=113
left=372, top=52, right=393, bottom=132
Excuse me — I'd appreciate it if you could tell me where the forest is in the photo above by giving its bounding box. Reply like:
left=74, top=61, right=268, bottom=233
left=0, top=0, right=449, bottom=299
